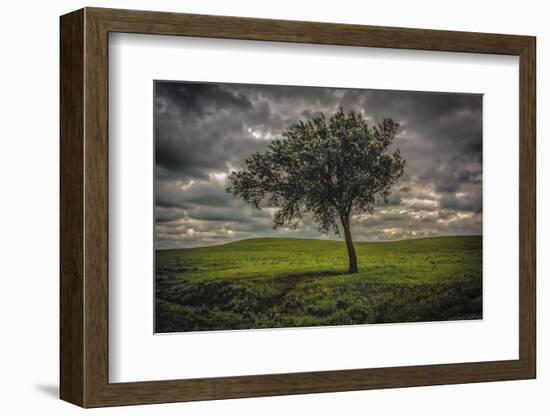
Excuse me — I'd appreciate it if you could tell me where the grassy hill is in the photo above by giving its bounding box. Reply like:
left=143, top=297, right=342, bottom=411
left=155, top=236, right=482, bottom=332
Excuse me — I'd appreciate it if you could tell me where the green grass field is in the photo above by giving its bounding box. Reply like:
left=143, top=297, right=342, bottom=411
left=155, top=236, right=482, bottom=332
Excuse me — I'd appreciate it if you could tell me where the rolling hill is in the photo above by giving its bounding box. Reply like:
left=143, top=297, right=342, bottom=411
left=155, top=236, right=482, bottom=332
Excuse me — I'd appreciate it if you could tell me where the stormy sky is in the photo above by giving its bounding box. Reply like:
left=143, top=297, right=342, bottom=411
left=155, top=81, right=482, bottom=249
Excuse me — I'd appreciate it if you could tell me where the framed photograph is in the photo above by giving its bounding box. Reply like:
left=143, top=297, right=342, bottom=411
left=60, top=7, right=536, bottom=407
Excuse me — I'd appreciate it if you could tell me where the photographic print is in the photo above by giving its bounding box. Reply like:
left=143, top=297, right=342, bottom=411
left=154, top=81, right=482, bottom=333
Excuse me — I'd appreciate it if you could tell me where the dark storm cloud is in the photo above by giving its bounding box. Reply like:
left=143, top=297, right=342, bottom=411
left=155, top=82, right=268, bottom=180
left=155, top=82, right=253, bottom=117
left=154, top=81, right=482, bottom=249
left=439, top=192, right=483, bottom=213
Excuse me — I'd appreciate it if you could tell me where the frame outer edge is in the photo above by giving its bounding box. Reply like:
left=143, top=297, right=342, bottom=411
left=519, top=36, right=536, bottom=377
left=60, top=7, right=537, bottom=407
left=86, top=6, right=532, bottom=55
left=60, top=8, right=86, bottom=407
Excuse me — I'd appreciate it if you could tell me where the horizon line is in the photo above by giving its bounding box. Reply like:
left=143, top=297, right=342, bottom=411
left=156, top=234, right=482, bottom=252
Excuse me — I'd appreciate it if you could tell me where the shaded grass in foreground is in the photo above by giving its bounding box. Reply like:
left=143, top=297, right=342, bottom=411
left=155, top=236, right=482, bottom=332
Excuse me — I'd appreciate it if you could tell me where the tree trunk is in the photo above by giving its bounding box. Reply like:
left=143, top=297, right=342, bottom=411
left=341, top=215, right=358, bottom=273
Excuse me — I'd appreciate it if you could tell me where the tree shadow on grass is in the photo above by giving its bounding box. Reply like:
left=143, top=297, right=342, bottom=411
left=278, top=269, right=348, bottom=280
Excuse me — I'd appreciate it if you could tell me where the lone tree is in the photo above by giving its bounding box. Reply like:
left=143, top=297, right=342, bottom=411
left=227, top=109, right=405, bottom=273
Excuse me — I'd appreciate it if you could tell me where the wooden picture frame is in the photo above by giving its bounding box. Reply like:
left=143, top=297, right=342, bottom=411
left=60, top=7, right=536, bottom=408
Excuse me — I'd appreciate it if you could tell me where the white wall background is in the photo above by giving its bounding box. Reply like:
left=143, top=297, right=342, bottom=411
left=0, top=0, right=545, bottom=414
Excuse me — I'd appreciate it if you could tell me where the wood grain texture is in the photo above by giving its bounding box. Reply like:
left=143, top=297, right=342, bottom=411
left=89, top=7, right=532, bottom=55
left=518, top=38, right=536, bottom=375
left=59, top=8, right=84, bottom=407
left=59, top=7, right=537, bottom=408
left=83, top=11, right=110, bottom=406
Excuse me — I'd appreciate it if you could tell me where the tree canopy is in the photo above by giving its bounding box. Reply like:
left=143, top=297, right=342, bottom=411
left=227, top=108, right=405, bottom=273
